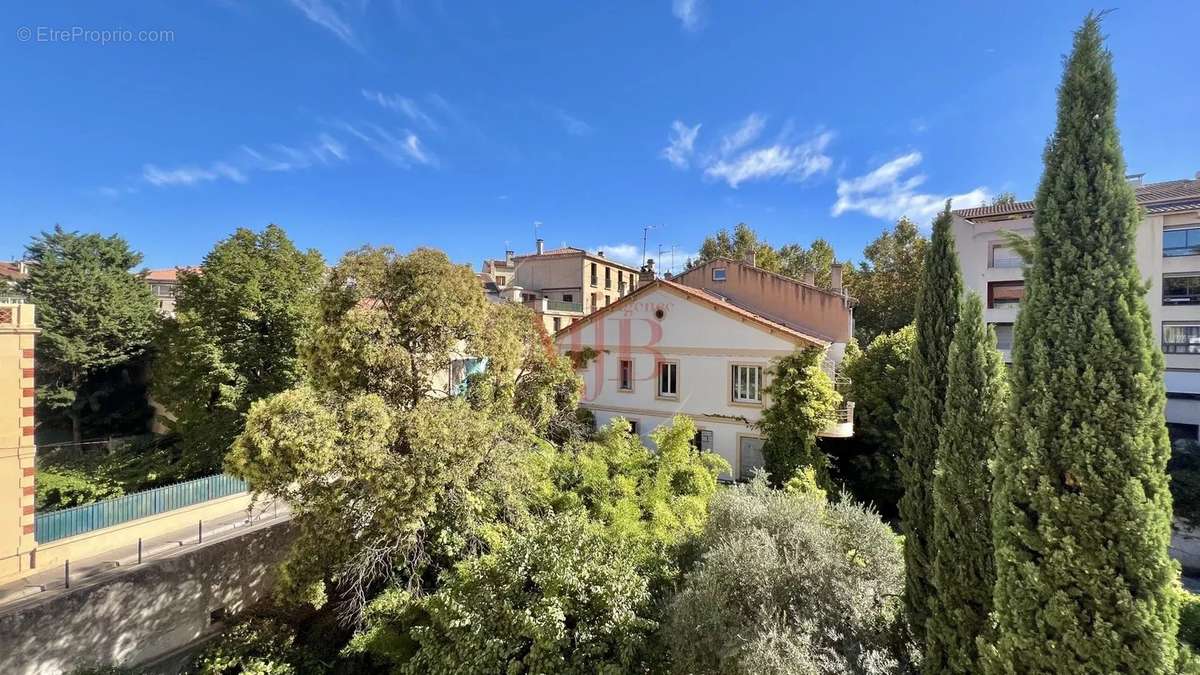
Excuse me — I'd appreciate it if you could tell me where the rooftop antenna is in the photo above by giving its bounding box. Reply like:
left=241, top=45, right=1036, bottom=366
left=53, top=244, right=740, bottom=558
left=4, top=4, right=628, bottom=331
left=641, top=224, right=656, bottom=266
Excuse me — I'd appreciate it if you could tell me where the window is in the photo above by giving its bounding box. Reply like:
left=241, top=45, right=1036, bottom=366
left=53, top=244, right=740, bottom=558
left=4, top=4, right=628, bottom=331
left=605, top=267, right=612, bottom=289
left=712, top=267, right=727, bottom=281
left=562, top=293, right=573, bottom=302
left=619, top=359, right=633, bottom=391
left=1168, top=422, right=1199, bottom=445
left=553, top=317, right=562, bottom=332
left=1164, top=274, right=1200, bottom=305
left=989, top=244, right=1022, bottom=269
left=658, top=362, right=678, bottom=398
left=605, top=295, right=612, bottom=306
left=590, top=292, right=598, bottom=310
left=618, top=272, right=626, bottom=295
left=628, top=420, right=640, bottom=435
left=693, top=429, right=713, bottom=453
left=590, top=262, right=598, bottom=286
left=990, top=323, right=1014, bottom=351
left=495, top=275, right=507, bottom=286
left=731, top=365, right=763, bottom=403
left=1164, top=226, right=1200, bottom=257
left=987, top=280, right=1025, bottom=308
left=1163, top=323, right=1200, bottom=354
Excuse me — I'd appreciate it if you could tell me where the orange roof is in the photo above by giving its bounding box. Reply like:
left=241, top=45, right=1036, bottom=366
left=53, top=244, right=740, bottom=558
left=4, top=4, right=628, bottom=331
left=145, top=267, right=198, bottom=282
left=555, top=277, right=829, bottom=346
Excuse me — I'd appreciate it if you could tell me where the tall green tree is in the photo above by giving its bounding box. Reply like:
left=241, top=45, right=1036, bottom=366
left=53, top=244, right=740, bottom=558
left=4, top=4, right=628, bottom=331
left=691, top=222, right=780, bottom=271
left=20, top=226, right=159, bottom=443
left=154, top=224, right=325, bottom=472
left=778, top=238, right=838, bottom=287
left=926, top=294, right=1005, bottom=674
left=846, top=217, right=928, bottom=342
left=828, top=325, right=916, bottom=517
left=759, top=346, right=841, bottom=487
left=897, top=204, right=961, bottom=645
left=984, top=15, right=1181, bottom=673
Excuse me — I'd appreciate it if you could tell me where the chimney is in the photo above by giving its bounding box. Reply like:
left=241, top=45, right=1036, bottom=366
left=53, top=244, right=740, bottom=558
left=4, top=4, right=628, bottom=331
left=535, top=238, right=545, bottom=255
left=505, top=249, right=514, bottom=265
left=639, top=258, right=656, bottom=283
left=830, top=263, right=844, bottom=292
left=596, top=250, right=605, bottom=258
left=803, top=271, right=816, bottom=285
left=746, top=250, right=757, bottom=267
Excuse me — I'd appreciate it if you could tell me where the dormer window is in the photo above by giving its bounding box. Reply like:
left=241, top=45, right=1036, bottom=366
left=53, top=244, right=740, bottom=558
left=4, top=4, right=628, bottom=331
left=712, top=268, right=727, bottom=281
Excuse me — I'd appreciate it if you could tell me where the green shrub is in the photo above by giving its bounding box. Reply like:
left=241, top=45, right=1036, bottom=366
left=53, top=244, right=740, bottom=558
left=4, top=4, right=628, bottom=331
left=187, top=617, right=322, bottom=675
left=1182, top=590, right=1200, bottom=649
left=36, top=468, right=124, bottom=510
left=666, top=476, right=912, bottom=674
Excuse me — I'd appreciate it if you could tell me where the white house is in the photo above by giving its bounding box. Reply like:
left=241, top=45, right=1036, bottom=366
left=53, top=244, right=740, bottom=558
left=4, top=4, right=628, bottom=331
left=555, top=264, right=854, bottom=481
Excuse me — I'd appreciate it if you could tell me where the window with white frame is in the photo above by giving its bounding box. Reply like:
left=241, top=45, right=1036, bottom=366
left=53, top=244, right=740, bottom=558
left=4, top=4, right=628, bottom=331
left=731, top=365, right=763, bottom=403
left=619, top=359, right=633, bottom=391
left=712, top=267, right=727, bottom=281
left=658, top=362, right=678, bottom=398
left=1163, top=323, right=1200, bottom=354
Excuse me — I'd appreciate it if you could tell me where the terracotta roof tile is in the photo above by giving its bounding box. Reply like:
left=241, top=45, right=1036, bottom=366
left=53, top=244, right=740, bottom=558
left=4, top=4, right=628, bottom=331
left=953, top=178, right=1200, bottom=220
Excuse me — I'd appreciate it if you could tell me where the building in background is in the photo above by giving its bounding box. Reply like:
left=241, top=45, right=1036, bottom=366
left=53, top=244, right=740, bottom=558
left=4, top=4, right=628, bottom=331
left=0, top=298, right=38, bottom=581
left=481, top=239, right=644, bottom=334
left=146, top=268, right=187, bottom=317
left=556, top=256, right=855, bottom=480
left=952, top=175, right=1200, bottom=441
left=0, top=261, right=31, bottom=297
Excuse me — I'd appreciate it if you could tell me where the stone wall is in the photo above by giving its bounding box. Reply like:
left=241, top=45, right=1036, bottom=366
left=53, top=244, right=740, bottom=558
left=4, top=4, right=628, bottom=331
left=0, top=519, right=291, bottom=675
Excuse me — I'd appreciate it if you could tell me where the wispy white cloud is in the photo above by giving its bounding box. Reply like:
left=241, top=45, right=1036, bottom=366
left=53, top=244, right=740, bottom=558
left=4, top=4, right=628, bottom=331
left=288, top=0, right=359, bottom=49
left=672, top=0, right=703, bottom=31
left=550, top=107, right=593, bottom=136
left=719, top=114, right=765, bottom=156
left=137, top=134, right=349, bottom=190
left=361, top=89, right=439, bottom=130
left=142, top=162, right=247, bottom=187
left=337, top=121, right=437, bottom=167
left=661, top=120, right=701, bottom=169
left=831, top=151, right=990, bottom=222
left=662, top=114, right=834, bottom=188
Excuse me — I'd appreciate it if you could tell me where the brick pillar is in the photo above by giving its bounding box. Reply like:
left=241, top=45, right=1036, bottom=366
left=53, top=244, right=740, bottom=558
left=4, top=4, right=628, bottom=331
left=0, top=302, right=39, bottom=581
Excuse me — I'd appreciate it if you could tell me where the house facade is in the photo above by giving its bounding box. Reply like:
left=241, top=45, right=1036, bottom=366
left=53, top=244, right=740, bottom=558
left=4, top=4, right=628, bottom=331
left=952, top=175, right=1200, bottom=441
left=145, top=268, right=185, bottom=316
left=555, top=257, right=855, bottom=481
left=481, top=239, right=643, bottom=334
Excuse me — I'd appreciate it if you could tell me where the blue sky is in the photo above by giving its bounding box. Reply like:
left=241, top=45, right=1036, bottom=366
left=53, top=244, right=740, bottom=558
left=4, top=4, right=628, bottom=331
left=3, top=1, right=1197, bottom=272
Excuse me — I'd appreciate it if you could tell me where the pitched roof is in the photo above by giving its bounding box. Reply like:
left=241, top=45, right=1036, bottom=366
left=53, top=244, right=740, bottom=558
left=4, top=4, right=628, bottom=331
left=146, top=267, right=199, bottom=282
left=554, top=277, right=829, bottom=346
left=953, top=177, right=1200, bottom=220
left=509, top=246, right=642, bottom=272
left=0, top=261, right=29, bottom=281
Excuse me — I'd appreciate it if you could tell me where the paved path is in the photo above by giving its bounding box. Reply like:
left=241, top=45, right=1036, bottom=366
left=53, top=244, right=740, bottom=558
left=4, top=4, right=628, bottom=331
left=0, top=496, right=290, bottom=611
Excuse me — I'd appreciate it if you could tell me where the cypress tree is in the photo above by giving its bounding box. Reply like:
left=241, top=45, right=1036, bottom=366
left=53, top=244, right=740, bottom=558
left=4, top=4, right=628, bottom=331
left=926, top=293, right=1005, bottom=673
left=984, top=14, right=1180, bottom=673
left=898, top=203, right=962, bottom=643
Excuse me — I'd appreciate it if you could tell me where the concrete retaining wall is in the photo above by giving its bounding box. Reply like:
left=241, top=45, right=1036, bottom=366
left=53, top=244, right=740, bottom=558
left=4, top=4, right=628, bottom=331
left=0, top=519, right=291, bottom=675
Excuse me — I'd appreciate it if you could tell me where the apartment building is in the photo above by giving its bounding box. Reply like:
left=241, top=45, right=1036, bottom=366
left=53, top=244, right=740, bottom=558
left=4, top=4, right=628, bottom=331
left=952, top=175, right=1200, bottom=441
left=555, top=256, right=855, bottom=481
left=481, top=239, right=644, bottom=333
left=146, top=268, right=187, bottom=316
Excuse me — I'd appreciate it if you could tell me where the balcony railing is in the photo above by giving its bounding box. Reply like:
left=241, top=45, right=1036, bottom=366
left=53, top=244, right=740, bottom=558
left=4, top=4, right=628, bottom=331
left=546, top=300, right=584, bottom=313
left=0, top=295, right=27, bottom=304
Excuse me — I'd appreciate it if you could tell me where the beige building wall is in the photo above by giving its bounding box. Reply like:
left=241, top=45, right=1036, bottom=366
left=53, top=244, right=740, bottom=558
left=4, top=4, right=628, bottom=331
left=0, top=302, right=38, bottom=582
left=953, top=204, right=1200, bottom=434
left=672, top=258, right=855, bottom=344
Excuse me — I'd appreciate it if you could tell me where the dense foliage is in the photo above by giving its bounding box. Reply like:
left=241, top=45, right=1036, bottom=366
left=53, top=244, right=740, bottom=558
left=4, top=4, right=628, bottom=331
left=845, top=218, right=928, bottom=343
left=759, top=346, right=841, bottom=487
left=897, top=205, right=961, bottom=643
left=828, top=325, right=915, bottom=516
left=20, top=226, right=159, bottom=443
left=926, top=294, right=1005, bottom=673
left=666, top=475, right=911, bottom=674
left=154, top=224, right=325, bottom=472
left=985, top=15, right=1181, bottom=673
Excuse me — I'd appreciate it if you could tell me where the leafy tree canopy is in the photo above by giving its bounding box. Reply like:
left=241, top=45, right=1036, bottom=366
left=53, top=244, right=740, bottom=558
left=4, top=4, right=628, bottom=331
left=20, top=225, right=159, bottom=442
left=154, top=224, right=325, bottom=473
left=846, top=217, right=928, bottom=343
left=759, top=346, right=842, bottom=488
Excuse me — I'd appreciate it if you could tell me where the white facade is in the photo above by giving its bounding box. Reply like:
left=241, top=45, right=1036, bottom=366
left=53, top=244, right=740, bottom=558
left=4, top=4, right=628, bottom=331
left=952, top=179, right=1200, bottom=440
left=556, top=281, right=851, bottom=480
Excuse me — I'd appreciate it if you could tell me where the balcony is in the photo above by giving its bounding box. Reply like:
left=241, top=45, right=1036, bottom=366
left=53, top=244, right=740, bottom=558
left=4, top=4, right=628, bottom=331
left=819, top=401, right=855, bottom=438
left=545, top=299, right=584, bottom=313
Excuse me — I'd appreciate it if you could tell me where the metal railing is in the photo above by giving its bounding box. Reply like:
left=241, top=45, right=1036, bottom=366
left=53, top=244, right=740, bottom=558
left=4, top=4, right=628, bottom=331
left=35, top=473, right=247, bottom=543
left=0, top=295, right=27, bottom=304
left=546, top=300, right=583, bottom=312
left=836, top=401, right=855, bottom=424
